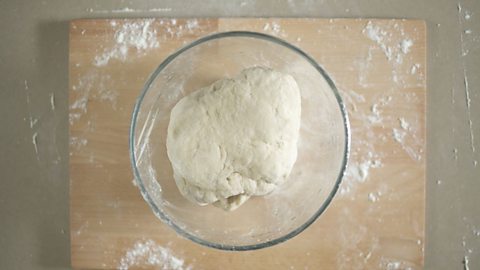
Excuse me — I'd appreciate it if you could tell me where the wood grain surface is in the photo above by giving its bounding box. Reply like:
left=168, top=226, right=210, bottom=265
left=69, top=18, right=426, bottom=269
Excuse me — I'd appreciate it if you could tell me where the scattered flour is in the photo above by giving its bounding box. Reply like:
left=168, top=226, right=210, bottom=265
left=50, top=93, right=55, bottom=110
left=75, top=221, right=89, bottom=236
left=392, top=128, right=407, bottom=147
left=463, top=255, right=470, bottom=270
left=29, top=117, right=38, bottom=129
left=357, top=46, right=374, bottom=88
left=379, top=258, right=417, bottom=270
left=70, top=136, right=88, bottom=150
left=74, top=19, right=203, bottom=126
left=88, top=7, right=173, bottom=14
left=337, top=89, right=394, bottom=197
left=340, top=151, right=383, bottom=196
left=410, top=63, right=420, bottom=75
left=363, top=21, right=413, bottom=64
left=163, top=19, right=201, bottom=38
left=363, top=21, right=394, bottom=61
left=263, top=21, right=285, bottom=37
left=457, top=6, right=476, bottom=153
left=386, top=261, right=401, bottom=270
left=118, top=239, right=191, bottom=270
left=185, top=19, right=199, bottom=31
left=366, top=95, right=392, bottom=124
left=392, top=126, right=422, bottom=161
left=367, top=104, right=381, bottom=124
left=399, top=39, right=413, bottom=54
left=97, top=87, right=119, bottom=109
left=362, top=21, right=418, bottom=85
left=32, top=132, right=39, bottom=160
left=399, top=117, right=410, bottom=130
left=70, top=72, right=117, bottom=124
left=94, top=19, right=160, bottom=66
left=368, top=192, right=379, bottom=202
left=339, top=87, right=366, bottom=112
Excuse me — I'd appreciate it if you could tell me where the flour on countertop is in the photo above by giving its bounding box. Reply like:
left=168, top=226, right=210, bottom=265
left=392, top=117, right=423, bottom=162
left=464, top=10, right=472, bottom=20
left=457, top=5, right=477, bottom=154
left=263, top=21, right=286, bottom=37
left=24, top=79, right=38, bottom=130
left=185, top=19, right=199, bottom=31
left=368, top=191, right=383, bottom=202
left=32, top=132, right=39, bottom=160
left=97, top=87, right=119, bottom=109
left=356, top=46, right=374, bottom=88
left=392, top=128, right=406, bottom=143
left=29, top=117, right=38, bottom=129
left=70, top=136, right=88, bottom=150
left=362, top=21, right=420, bottom=86
left=164, top=19, right=201, bottom=38
left=50, top=93, right=55, bottom=110
left=70, top=72, right=117, bottom=125
left=410, top=63, right=420, bottom=75
left=463, top=255, right=470, bottom=270
left=363, top=21, right=394, bottom=61
left=367, top=104, right=381, bottom=124
left=95, top=19, right=160, bottom=66
left=74, top=221, right=89, bottom=236
left=399, top=39, right=413, bottom=54
left=337, top=88, right=388, bottom=197
left=339, top=150, right=383, bottom=196
left=379, top=257, right=418, bottom=270
left=399, top=118, right=410, bottom=130
left=118, top=239, right=191, bottom=270
left=369, top=96, right=391, bottom=124
left=88, top=7, right=173, bottom=14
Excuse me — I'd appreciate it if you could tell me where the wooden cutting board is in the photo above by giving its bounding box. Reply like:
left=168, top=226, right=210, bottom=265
left=69, top=18, right=426, bottom=269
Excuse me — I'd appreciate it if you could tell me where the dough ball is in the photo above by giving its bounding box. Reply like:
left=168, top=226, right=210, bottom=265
left=166, top=67, right=301, bottom=210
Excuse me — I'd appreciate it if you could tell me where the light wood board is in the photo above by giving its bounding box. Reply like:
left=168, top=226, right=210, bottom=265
left=69, top=18, right=426, bottom=269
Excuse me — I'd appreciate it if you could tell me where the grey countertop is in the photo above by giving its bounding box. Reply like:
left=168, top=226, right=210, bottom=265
left=0, top=0, right=479, bottom=269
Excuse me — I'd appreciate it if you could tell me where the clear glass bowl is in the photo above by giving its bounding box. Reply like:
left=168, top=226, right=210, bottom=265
left=129, top=31, right=350, bottom=250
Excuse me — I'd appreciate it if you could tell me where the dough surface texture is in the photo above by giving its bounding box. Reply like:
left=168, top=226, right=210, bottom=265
left=166, top=67, right=301, bottom=210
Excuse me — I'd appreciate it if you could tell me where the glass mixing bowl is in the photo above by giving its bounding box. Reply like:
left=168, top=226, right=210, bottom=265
left=129, top=31, right=350, bottom=250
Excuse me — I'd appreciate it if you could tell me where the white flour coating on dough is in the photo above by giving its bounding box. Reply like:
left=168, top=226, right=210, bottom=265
left=166, top=67, right=301, bottom=210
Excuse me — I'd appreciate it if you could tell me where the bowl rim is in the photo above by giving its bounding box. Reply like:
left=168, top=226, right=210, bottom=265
left=129, top=31, right=351, bottom=251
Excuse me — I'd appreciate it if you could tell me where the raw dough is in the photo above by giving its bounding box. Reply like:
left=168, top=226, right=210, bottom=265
left=166, top=67, right=301, bottom=210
